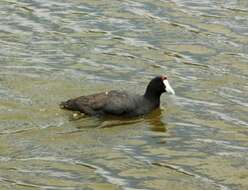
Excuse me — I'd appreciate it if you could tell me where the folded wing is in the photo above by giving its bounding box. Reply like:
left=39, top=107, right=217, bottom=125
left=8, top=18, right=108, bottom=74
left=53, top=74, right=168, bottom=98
left=60, top=90, right=138, bottom=116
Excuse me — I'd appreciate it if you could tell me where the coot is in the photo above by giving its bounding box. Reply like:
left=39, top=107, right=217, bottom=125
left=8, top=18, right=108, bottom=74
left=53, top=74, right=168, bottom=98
left=60, top=76, right=175, bottom=117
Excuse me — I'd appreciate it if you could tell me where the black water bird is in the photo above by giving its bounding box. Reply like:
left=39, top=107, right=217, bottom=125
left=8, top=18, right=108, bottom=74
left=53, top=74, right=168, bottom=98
left=60, top=76, right=175, bottom=117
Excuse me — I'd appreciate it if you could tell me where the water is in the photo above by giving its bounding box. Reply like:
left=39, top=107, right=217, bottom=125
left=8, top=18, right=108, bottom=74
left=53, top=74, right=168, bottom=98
left=0, top=0, right=248, bottom=189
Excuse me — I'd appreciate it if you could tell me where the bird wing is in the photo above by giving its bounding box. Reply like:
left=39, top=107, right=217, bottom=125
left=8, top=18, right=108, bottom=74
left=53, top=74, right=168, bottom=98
left=62, top=90, right=138, bottom=116
left=72, top=92, right=109, bottom=114
left=102, top=91, right=138, bottom=115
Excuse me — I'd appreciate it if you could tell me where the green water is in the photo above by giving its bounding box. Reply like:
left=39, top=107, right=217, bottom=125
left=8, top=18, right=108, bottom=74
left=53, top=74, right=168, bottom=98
left=0, top=0, right=248, bottom=189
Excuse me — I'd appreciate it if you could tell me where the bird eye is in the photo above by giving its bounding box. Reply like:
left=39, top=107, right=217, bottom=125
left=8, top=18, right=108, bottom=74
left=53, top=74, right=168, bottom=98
left=160, top=76, right=167, bottom=81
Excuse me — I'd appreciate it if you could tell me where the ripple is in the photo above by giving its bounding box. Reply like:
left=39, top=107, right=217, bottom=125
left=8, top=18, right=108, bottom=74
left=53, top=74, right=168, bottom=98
left=195, top=139, right=248, bottom=151
left=114, top=145, right=231, bottom=190
left=0, top=127, right=36, bottom=135
left=0, top=176, right=76, bottom=190
left=119, top=36, right=156, bottom=48
left=174, top=96, right=223, bottom=107
left=17, top=156, right=142, bottom=190
left=208, top=110, right=248, bottom=127
left=219, top=87, right=248, bottom=107
left=94, top=46, right=137, bottom=59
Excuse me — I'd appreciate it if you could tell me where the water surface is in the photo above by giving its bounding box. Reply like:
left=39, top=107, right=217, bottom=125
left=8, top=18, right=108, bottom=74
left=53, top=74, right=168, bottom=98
left=0, top=0, right=248, bottom=189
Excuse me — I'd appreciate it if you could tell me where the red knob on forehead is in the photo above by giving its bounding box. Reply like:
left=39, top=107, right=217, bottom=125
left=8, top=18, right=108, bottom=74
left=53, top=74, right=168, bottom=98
left=161, top=76, right=167, bottom=80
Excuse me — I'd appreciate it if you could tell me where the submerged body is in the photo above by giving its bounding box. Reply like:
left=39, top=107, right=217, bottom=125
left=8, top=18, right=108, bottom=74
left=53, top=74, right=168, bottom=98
left=60, top=76, right=175, bottom=117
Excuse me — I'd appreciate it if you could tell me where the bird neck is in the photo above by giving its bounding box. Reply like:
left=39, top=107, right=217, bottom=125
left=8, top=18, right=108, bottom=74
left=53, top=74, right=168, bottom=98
left=144, top=89, right=161, bottom=107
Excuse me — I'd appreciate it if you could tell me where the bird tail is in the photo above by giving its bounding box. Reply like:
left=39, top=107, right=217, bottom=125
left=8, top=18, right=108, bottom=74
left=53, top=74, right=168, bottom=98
left=60, top=99, right=77, bottom=111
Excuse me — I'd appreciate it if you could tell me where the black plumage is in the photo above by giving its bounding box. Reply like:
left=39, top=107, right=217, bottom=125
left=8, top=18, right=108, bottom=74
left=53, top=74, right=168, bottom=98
left=60, top=76, right=175, bottom=117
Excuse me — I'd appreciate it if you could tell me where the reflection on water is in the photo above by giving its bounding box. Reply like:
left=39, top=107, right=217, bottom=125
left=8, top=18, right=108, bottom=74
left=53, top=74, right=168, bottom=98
left=146, top=108, right=167, bottom=132
left=0, top=0, right=248, bottom=189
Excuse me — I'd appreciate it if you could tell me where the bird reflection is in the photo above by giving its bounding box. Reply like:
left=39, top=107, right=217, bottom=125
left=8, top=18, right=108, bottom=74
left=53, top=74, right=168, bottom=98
left=145, top=108, right=167, bottom=132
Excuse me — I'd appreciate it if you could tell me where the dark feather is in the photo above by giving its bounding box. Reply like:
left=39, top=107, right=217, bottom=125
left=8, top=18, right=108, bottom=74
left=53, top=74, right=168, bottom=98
left=60, top=76, right=174, bottom=117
